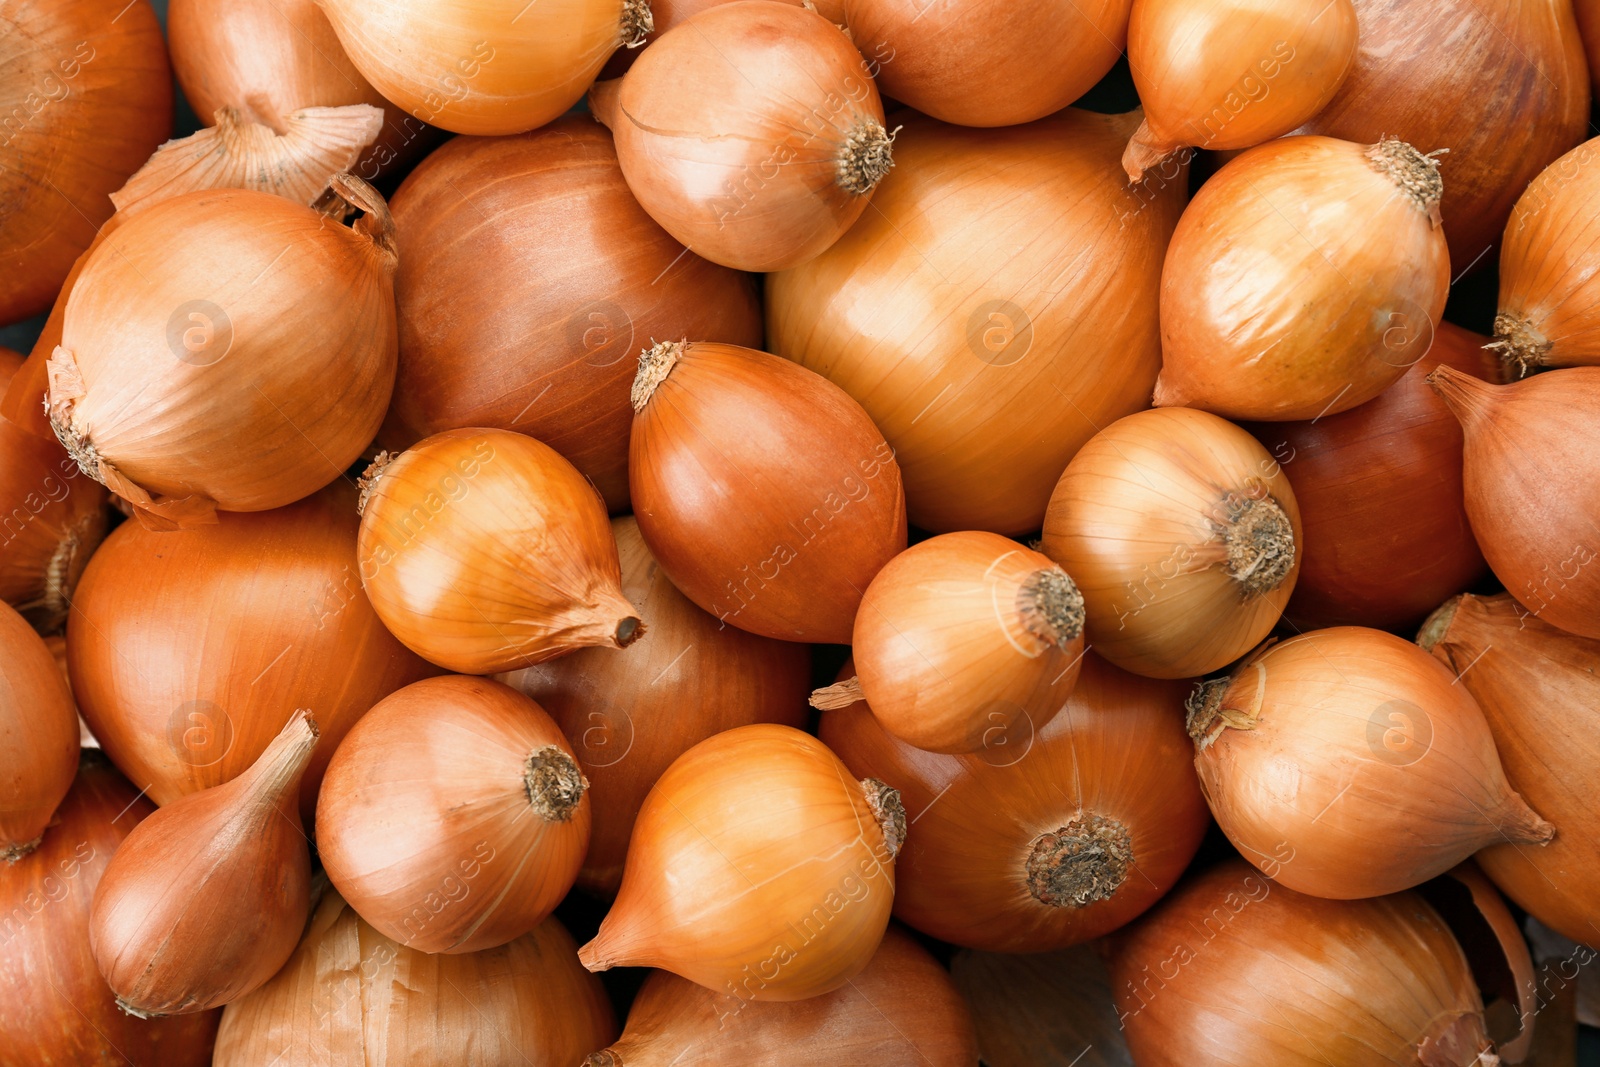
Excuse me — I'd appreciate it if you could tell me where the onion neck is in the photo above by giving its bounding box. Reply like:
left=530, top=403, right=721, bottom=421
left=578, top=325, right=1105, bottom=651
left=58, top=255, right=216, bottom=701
left=1487, top=312, right=1550, bottom=379
left=1416, top=595, right=1465, bottom=652
left=631, top=341, right=683, bottom=412
left=619, top=0, right=653, bottom=46
left=3, top=835, right=42, bottom=863
left=1122, top=119, right=1177, bottom=183
left=241, top=711, right=320, bottom=821
left=356, top=451, right=394, bottom=516
left=1025, top=814, right=1132, bottom=907
left=1366, top=139, right=1444, bottom=226
left=1217, top=491, right=1295, bottom=597
left=584, top=1054, right=620, bottom=1067
left=1185, top=677, right=1258, bottom=750
left=860, top=778, right=906, bottom=859
left=837, top=120, right=896, bottom=196
left=524, top=746, right=589, bottom=823
left=1016, top=568, right=1085, bottom=649
left=810, top=676, right=864, bottom=710
left=21, top=506, right=104, bottom=632
left=329, top=173, right=398, bottom=270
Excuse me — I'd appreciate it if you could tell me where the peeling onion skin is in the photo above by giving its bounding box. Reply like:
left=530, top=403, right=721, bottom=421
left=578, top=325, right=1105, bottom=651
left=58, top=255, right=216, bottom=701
left=0, top=601, right=79, bottom=861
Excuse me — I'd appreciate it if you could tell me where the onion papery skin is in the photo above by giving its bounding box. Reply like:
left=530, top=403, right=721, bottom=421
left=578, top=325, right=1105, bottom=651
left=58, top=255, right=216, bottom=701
left=0, top=0, right=171, bottom=325
left=0, top=754, right=219, bottom=1066
left=586, top=926, right=977, bottom=1066
left=951, top=944, right=1134, bottom=1067
left=1190, top=627, right=1552, bottom=900
left=0, top=602, right=79, bottom=860
left=168, top=0, right=435, bottom=180
left=1295, top=0, right=1590, bottom=279
left=1428, top=365, right=1600, bottom=640
left=499, top=516, right=810, bottom=897
left=629, top=341, right=906, bottom=644
left=385, top=118, right=762, bottom=510
left=1243, top=321, right=1494, bottom=632
left=580, top=724, right=903, bottom=1002
left=49, top=182, right=398, bottom=520
left=1123, top=0, right=1357, bottom=178
left=1041, top=407, right=1301, bottom=680
left=1110, top=861, right=1496, bottom=1066
left=66, top=483, right=437, bottom=822
left=1154, top=135, right=1450, bottom=421
left=820, top=652, right=1208, bottom=953
left=0, top=348, right=107, bottom=632
left=599, top=0, right=809, bottom=77
left=357, top=427, right=641, bottom=673
left=841, top=0, right=1129, bottom=128
left=1420, top=593, right=1600, bottom=946
left=768, top=109, right=1185, bottom=535
left=215, top=889, right=615, bottom=1066
left=317, top=676, right=591, bottom=953
left=319, top=0, right=642, bottom=137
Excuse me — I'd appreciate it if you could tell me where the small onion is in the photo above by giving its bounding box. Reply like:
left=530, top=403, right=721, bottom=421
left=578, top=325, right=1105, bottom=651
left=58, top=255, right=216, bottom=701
left=357, top=428, right=642, bottom=673
left=499, top=515, right=810, bottom=897
left=951, top=944, right=1134, bottom=1067
left=1041, top=407, right=1301, bottom=680
left=1188, top=627, right=1552, bottom=899
left=0, top=602, right=79, bottom=860
left=590, top=1, right=892, bottom=272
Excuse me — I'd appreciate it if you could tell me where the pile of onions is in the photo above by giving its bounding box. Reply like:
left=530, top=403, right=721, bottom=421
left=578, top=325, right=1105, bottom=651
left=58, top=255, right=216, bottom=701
left=90, top=713, right=319, bottom=1015
left=214, top=889, right=615, bottom=1066
left=1428, top=365, right=1600, bottom=640
left=318, top=0, right=650, bottom=137
left=1041, top=407, right=1301, bottom=679
left=0, top=0, right=171, bottom=325
left=841, top=0, right=1129, bottom=128
left=357, top=428, right=642, bottom=672
left=590, top=2, right=892, bottom=272
left=1243, top=321, right=1494, bottom=632
left=66, top=483, right=435, bottom=820
left=317, top=676, right=591, bottom=953
left=629, top=341, right=906, bottom=644
left=0, top=754, right=219, bottom=1064
left=819, top=652, right=1209, bottom=953
left=499, top=515, right=810, bottom=897
left=1188, top=627, right=1552, bottom=899
left=1155, top=135, right=1450, bottom=420
left=768, top=109, right=1185, bottom=535
left=1294, top=0, right=1589, bottom=278
left=47, top=175, right=399, bottom=524
left=1420, top=593, right=1600, bottom=946
left=1123, top=0, right=1358, bottom=179
left=587, top=926, right=978, bottom=1065
left=812, top=531, right=1086, bottom=754
left=384, top=117, right=761, bottom=509
left=580, top=724, right=905, bottom=1001
left=951, top=944, right=1134, bottom=1067
left=0, top=602, right=79, bottom=860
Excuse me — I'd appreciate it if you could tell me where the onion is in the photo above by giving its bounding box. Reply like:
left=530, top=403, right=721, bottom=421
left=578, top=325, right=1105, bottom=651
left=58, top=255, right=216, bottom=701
left=1243, top=321, right=1495, bottom=632
left=599, top=0, right=810, bottom=77
left=215, top=888, right=615, bottom=1066
left=498, top=515, right=810, bottom=897
left=357, top=428, right=641, bottom=673
left=951, top=944, right=1134, bottom=1067
left=586, top=926, right=977, bottom=1065
left=590, top=2, right=891, bottom=272
left=1041, top=407, right=1301, bottom=680
left=1155, top=135, right=1450, bottom=420
left=1123, top=0, right=1358, bottom=178
left=318, top=0, right=651, bottom=136
left=1428, top=365, right=1600, bottom=640
left=0, top=0, right=171, bottom=325
left=66, top=483, right=436, bottom=821
left=629, top=341, right=906, bottom=644
left=841, top=0, right=1129, bottom=127
left=580, top=724, right=905, bottom=1001
left=821, top=651, right=1207, bottom=952
left=1188, top=627, right=1552, bottom=899
left=89, top=713, right=318, bottom=1015
left=767, top=109, right=1184, bottom=535
left=0, top=602, right=78, bottom=860
left=385, top=117, right=762, bottom=510
left=1110, top=860, right=1501, bottom=1065
left=47, top=175, right=399, bottom=525
left=811, top=531, right=1086, bottom=754
left=1294, top=0, right=1590, bottom=278
left=316, top=676, right=590, bottom=954
left=0, top=754, right=219, bottom=1063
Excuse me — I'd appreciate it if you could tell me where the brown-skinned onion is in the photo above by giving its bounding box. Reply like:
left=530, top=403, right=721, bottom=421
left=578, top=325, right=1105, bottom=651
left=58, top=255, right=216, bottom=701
left=0, top=601, right=79, bottom=860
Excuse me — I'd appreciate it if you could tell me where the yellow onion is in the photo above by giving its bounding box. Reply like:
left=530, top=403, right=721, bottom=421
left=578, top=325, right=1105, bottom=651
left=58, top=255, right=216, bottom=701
left=599, top=0, right=810, bottom=77
left=580, top=724, right=905, bottom=1002
left=812, top=531, right=1086, bottom=754
left=357, top=428, right=641, bottom=673
left=768, top=109, right=1185, bottom=534
left=590, top=2, right=891, bottom=272
left=1188, top=627, right=1553, bottom=899
left=318, top=0, right=652, bottom=137
left=1156, top=135, right=1450, bottom=420
left=0, top=602, right=78, bottom=860
left=47, top=175, right=398, bottom=526
left=951, top=944, right=1134, bottom=1067
left=1041, top=407, right=1300, bottom=680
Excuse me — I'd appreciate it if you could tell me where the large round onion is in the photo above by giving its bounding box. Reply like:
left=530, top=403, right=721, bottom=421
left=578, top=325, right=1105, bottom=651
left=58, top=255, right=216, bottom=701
left=768, top=109, right=1184, bottom=534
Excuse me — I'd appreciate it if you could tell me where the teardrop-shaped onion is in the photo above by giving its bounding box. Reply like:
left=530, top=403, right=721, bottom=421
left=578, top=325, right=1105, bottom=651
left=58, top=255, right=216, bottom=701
left=1188, top=627, right=1552, bottom=899
left=768, top=109, right=1185, bottom=534
left=0, top=601, right=79, bottom=860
